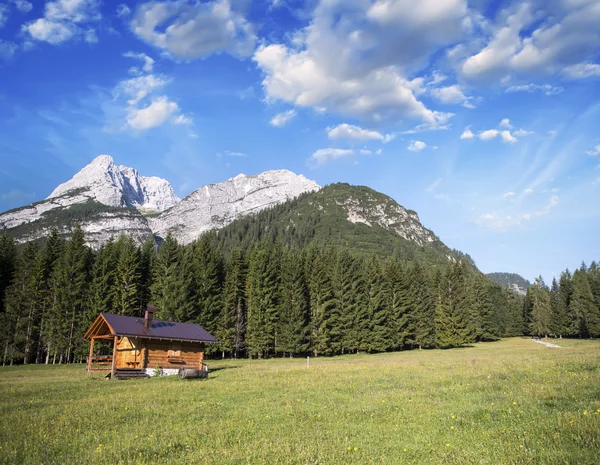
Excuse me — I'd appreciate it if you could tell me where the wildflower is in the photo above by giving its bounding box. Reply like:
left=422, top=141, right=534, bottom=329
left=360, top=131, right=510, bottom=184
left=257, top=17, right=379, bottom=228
left=403, top=448, right=407, bottom=452
left=583, top=410, right=588, bottom=416
left=354, top=447, right=358, bottom=451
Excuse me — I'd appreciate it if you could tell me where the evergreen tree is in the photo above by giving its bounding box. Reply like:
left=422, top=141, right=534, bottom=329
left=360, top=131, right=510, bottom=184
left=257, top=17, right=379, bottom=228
left=138, top=238, right=156, bottom=312
left=411, top=262, right=436, bottom=349
left=89, top=238, right=118, bottom=316
left=151, top=235, right=193, bottom=322
left=218, top=248, right=247, bottom=358
left=470, top=276, right=497, bottom=341
left=190, top=235, right=223, bottom=338
left=384, top=258, right=412, bottom=350
left=0, top=230, right=16, bottom=314
left=276, top=248, right=309, bottom=356
left=245, top=245, right=280, bottom=358
left=435, top=261, right=472, bottom=348
left=366, top=255, right=391, bottom=352
left=48, top=224, right=91, bottom=362
left=529, top=277, right=552, bottom=337
left=113, top=234, right=142, bottom=316
left=569, top=269, right=599, bottom=337
left=335, top=251, right=362, bottom=354
left=3, top=242, right=39, bottom=364
left=307, top=248, right=339, bottom=355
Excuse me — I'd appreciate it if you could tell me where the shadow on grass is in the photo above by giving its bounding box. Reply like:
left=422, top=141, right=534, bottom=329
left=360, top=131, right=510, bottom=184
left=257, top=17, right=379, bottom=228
left=208, top=366, right=241, bottom=373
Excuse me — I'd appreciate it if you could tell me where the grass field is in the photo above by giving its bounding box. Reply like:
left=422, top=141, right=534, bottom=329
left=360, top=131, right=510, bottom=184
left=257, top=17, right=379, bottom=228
left=1, top=338, right=599, bottom=464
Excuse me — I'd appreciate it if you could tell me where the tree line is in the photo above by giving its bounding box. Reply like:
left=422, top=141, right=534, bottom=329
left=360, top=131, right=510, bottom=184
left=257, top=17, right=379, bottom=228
left=0, top=226, right=597, bottom=365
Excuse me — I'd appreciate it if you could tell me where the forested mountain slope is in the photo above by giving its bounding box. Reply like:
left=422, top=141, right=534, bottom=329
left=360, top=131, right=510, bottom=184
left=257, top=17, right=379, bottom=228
left=212, top=183, right=476, bottom=269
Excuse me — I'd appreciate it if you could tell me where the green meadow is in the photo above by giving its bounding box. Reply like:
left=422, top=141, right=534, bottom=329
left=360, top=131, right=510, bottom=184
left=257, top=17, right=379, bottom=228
left=1, top=338, right=599, bottom=464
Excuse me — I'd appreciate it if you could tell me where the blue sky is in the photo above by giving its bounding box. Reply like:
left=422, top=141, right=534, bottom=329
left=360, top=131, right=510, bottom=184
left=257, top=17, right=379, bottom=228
left=0, top=0, right=599, bottom=282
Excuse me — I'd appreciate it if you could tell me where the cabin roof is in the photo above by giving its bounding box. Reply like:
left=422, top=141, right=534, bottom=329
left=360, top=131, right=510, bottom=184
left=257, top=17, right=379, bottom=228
left=84, top=312, right=217, bottom=344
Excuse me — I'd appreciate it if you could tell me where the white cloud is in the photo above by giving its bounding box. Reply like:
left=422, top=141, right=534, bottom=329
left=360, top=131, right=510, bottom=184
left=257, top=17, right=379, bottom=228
left=460, top=126, right=474, bottom=139
left=309, top=148, right=355, bottom=166
left=474, top=213, right=519, bottom=231
left=22, top=0, right=101, bottom=44
left=254, top=0, right=470, bottom=124
left=12, top=0, right=33, bottom=13
left=479, top=129, right=499, bottom=141
left=127, top=96, right=179, bottom=130
left=501, top=130, right=517, bottom=143
left=408, top=140, right=426, bottom=152
left=434, top=193, right=449, bottom=200
left=499, top=118, right=512, bottom=129
left=503, top=191, right=515, bottom=198
left=24, top=18, right=74, bottom=44
left=505, top=83, right=563, bottom=95
left=173, top=114, right=193, bottom=125
left=124, top=51, right=155, bottom=74
left=523, top=195, right=558, bottom=220
left=523, top=188, right=534, bottom=195
left=563, top=63, right=600, bottom=79
left=586, top=145, right=600, bottom=156
left=223, top=150, right=246, bottom=157
left=0, top=5, right=9, bottom=28
left=430, top=84, right=473, bottom=107
left=270, top=109, right=296, bottom=127
left=118, top=74, right=168, bottom=105
left=327, top=123, right=394, bottom=142
left=116, top=4, right=131, bottom=18
left=460, top=2, right=600, bottom=82
left=426, top=178, right=442, bottom=193
left=0, top=40, right=17, bottom=59
left=513, top=128, right=533, bottom=137
left=131, top=0, right=256, bottom=60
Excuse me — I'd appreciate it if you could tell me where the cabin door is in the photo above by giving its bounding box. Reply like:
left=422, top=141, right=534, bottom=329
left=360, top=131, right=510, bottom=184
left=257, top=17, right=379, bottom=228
left=116, top=337, right=142, bottom=369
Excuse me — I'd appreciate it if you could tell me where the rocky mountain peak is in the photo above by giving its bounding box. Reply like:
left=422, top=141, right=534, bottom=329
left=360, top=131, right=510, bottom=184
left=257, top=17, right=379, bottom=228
left=47, top=155, right=180, bottom=212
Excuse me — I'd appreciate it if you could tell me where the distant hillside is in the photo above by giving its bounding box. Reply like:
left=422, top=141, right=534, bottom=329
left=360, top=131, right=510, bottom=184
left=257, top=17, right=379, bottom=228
left=486, top=272, right=531, bottom=295
left=212, top=183, right=477, bottom=269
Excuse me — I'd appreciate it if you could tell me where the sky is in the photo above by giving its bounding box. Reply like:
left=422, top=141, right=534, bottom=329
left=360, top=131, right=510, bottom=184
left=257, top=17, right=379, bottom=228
left=0, top=0, right=599, bottom=283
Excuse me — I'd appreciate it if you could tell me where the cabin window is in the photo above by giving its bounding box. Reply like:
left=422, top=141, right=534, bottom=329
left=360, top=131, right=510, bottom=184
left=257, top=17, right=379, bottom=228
left=168, top=345, right=181, bottom=357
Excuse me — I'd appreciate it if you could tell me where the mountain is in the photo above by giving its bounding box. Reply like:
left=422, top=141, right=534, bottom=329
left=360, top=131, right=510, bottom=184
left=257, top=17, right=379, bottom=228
left=150, top=170, right=320, bottom=244
left=47, top=155, right=180, bottom=212
left=0, top=156, right=319, bottom=248
left=486, top=272, right=531, bottom=295
left=0, top=156, right=470, bottom=269
left=212, top=183, right=473, bottom=268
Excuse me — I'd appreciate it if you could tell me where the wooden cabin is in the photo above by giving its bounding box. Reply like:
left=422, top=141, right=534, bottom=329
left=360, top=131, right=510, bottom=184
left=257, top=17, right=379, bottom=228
left=84, top=306, right=216, bottom=379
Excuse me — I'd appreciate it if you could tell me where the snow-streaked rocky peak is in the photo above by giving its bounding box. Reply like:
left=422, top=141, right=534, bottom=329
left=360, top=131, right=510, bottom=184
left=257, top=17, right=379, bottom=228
left=48, top=155, right=180, bottom=212
left=150, top=169, right=321, bottom=244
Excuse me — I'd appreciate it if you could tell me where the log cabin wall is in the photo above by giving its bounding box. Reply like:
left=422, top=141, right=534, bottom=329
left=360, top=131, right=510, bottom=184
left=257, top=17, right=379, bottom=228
left=145, top=341, right=205, bottom=369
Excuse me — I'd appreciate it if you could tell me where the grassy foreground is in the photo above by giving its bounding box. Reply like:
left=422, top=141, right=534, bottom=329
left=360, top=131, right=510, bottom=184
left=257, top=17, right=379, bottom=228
left=1, top=338, right=599, bottom=464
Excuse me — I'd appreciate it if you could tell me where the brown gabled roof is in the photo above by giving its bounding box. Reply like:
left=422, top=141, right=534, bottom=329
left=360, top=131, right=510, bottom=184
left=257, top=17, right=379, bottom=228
left=84, top=313, right=217, bottom=344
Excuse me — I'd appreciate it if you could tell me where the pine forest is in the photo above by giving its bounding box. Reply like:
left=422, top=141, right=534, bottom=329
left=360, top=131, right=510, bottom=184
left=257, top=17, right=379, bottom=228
left=1, top=225, right=599, bottom=366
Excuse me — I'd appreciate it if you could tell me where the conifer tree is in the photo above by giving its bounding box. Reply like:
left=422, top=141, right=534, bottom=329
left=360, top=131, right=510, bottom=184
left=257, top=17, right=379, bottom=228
left=335, top=250, right=362, bottom=354
left=113, top=234, right=142, bottom=316
left=307, top=248, right=339, bottom=355
left=3, top=242, right=39, bottom=364
left=410, top=262, right=436, bottom=349
left=366, top=255, right=391, bottom=352
left=48, top=224, right=91, bottom=362
left=470, top=276, right=497, bottom=341
left=529, top=277, right=552, bottom=337
left=218, top=248, right=246, bottom=358
left=245, top=245, right=280, bottom=358
left=89, top=238, right=118, bottom=316
left=0, top=230, right=16, bottom=315
left=435, top=261, right=472, bottom=348
left=151, top=235, right=193, bottom=322
left=36, top=229, right=63, bottom=364
left=190, top=235, right=223, bottom=338
left=383, top=258, right=410, bottom=350
left=570, top=269, right=599, bottom=337
left=276, top=248, right=309, bottom=356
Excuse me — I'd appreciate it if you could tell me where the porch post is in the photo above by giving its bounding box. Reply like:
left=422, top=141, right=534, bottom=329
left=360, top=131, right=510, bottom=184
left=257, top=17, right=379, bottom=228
left=87, top=337, right=95, bottom=377
left=110, top=336, right=118, bottom=379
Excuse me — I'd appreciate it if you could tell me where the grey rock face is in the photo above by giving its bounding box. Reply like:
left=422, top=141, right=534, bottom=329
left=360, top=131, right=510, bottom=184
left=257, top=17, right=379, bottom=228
left=48, top=155, right=180, bottom=212
left=150, top=170, right=321, bottom=244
